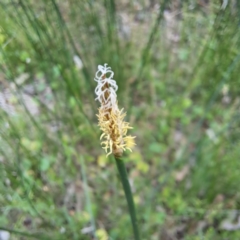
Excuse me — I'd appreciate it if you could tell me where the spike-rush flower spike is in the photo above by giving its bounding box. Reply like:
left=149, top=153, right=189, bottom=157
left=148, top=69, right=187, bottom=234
left=94, top=64, right=136, bottom=157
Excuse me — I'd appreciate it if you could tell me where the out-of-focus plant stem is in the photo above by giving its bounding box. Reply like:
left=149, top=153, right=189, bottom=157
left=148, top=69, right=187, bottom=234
left=115, top=157, right=140, bottom=240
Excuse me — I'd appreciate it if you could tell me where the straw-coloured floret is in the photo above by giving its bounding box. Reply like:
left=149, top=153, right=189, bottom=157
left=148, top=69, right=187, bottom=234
left=94, top=64, right=135, bottom=157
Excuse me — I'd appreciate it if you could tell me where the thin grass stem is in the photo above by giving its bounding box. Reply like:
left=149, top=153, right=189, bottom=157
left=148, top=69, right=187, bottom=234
left=115, top=157, right=140, bottom=240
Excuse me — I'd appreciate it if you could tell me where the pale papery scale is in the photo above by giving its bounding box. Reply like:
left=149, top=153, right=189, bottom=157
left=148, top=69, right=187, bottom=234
left=94, top=64, right=118, bottom=112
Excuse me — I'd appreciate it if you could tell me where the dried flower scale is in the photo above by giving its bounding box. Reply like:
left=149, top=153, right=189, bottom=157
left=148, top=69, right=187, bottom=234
left=94, top=64, right=136, bottom=157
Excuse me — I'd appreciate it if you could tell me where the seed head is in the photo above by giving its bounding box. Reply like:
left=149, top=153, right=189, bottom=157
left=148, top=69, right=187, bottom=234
left=94, top=64, right=135, bottom=157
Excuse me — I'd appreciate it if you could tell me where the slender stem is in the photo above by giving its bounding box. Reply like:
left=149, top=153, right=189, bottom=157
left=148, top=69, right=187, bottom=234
left=0, top=226, right=51, bottom=240
left=115, top=157, right=140, bottom=240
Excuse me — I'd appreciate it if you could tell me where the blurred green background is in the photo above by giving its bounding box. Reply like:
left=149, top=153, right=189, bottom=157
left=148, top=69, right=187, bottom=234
left=1, top=0, right=240, bottom=239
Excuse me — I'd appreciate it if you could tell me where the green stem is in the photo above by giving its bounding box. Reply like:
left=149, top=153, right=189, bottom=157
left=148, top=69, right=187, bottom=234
left=0, top=226, right=51, bottom=240
left=115, top=157, right=140, bottom=240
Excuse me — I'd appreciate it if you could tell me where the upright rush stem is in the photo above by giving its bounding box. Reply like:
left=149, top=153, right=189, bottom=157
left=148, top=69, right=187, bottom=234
left=94, top=65, right=138, bottom=238
left=115, top=157, right=140, bottom=240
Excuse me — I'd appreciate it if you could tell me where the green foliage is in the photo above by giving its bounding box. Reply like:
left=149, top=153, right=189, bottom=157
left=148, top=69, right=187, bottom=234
left=1, top=0, right=240, bottom=239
